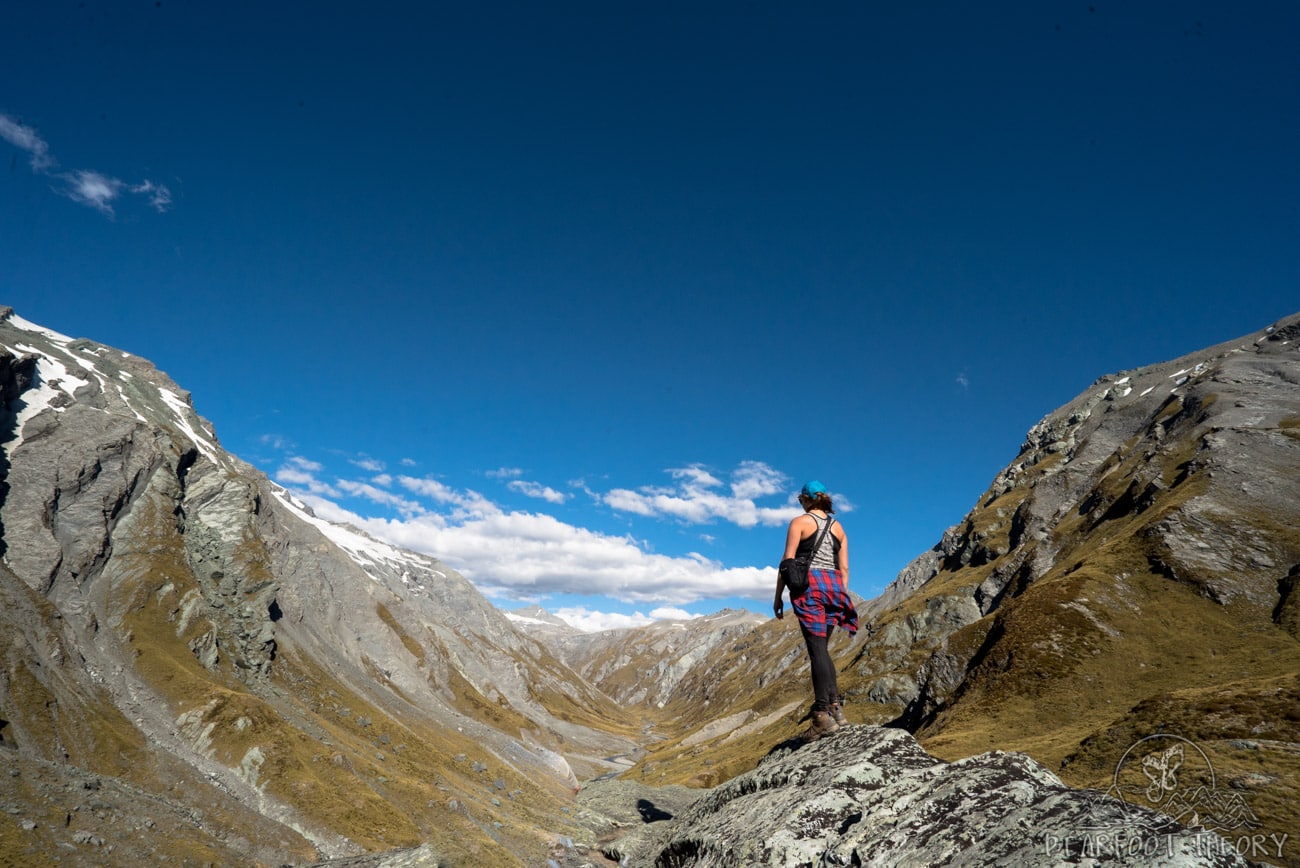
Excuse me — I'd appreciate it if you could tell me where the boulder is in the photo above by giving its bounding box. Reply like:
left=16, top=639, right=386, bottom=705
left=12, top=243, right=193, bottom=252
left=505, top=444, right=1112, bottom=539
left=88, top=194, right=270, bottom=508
left=628, top=725, right=1251, bottom=867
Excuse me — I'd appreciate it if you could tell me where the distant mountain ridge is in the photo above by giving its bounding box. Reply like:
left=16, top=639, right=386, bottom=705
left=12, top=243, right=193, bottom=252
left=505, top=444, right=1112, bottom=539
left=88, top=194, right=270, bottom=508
left=519, top=608, right=768, bottom=709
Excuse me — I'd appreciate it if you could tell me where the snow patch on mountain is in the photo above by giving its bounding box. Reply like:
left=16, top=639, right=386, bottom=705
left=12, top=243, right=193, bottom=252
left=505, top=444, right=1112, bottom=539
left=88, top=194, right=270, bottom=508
left=7, top=312, right=74, bottom=344
left=157, top=387, right=221, bottom=464
left=271, top=486, right=431, bottom=583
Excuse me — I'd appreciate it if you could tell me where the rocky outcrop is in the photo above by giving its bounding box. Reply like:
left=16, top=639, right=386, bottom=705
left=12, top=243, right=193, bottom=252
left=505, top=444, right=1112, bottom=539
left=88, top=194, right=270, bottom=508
left=616, top=725, right=1252, bottom=867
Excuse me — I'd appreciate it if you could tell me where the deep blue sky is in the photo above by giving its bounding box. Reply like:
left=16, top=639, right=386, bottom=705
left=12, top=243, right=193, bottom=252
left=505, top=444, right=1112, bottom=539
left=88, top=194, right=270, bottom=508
left=3, top=2, right=1297, bottom=629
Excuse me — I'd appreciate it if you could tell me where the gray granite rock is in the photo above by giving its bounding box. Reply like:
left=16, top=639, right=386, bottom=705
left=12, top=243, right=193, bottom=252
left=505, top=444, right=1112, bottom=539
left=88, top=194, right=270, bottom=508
left=629, top=725, right=1253, bottom=867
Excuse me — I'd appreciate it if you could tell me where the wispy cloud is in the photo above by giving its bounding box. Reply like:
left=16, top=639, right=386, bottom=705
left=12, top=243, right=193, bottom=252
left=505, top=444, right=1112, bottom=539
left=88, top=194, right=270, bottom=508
left=508, top=479, right=568, bottom=504
left=0, top=112, right=172, bottom=217
left=0, top=115, right=54, bottom=170
left=398, top=475, right=500, bottom=520
left=259, top=433, right=292, bottom=451
left=956, top=371, right=970, bottom=389
left=131, top=179, right=172, bottom=212
left=335, top=479, right=425, bottom=518
left=603, top=461, right=794, bottom=527
left=274, top=456, right=340, bottom=497
left=62, top=170, right=124, bottom=216
left=286, top=456, right=324, bottom=473
left=487, top=467, right=524, bottom=479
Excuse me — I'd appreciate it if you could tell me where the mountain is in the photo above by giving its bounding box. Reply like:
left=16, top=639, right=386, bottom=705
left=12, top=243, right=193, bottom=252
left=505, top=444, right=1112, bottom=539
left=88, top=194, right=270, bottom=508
left=4, top=306, right=1298, bottom=866
left=503, top=605, right=585, bottom=643
left=535, top=609, right=768, bottom=711
left=614, top=312, right=1300, bottom=862
left=0, top=307, right=639, bottom=866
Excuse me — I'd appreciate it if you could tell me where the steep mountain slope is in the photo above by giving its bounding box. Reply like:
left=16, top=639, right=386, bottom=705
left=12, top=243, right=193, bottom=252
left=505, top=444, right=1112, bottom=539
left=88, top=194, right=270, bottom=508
left=622, top=313, right=1300, bottom=860
left=866, top=314, right=1300, bottom=753
left=0, top=308, right=638, bottom=866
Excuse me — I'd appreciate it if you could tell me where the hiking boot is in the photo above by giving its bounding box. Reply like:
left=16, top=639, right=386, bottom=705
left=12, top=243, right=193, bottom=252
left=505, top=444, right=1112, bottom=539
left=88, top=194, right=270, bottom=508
left=829, top=702, right=848, bottom=726
left=802, top=710, right=839, bottom=742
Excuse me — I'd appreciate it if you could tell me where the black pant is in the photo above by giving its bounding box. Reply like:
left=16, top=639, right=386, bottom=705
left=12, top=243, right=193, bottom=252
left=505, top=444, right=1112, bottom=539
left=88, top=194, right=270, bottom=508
left=800, top=623, right=838, bottom=712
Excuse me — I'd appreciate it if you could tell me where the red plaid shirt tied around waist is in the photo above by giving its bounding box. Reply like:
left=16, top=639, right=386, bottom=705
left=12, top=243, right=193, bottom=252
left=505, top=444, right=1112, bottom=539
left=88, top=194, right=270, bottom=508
left=791, top=568, right=858, bottom=638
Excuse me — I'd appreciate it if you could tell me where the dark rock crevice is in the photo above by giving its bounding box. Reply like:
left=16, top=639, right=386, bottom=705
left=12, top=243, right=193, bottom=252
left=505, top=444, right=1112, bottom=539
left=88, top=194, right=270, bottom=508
left=0, top=350, right=39, bottom=562
left=1273, top=564, right=1300, bottom=639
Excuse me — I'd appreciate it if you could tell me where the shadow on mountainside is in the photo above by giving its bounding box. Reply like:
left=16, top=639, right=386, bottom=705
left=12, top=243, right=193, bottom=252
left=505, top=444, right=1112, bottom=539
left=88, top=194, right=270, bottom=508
left=0, top=348, right=39, bottom=561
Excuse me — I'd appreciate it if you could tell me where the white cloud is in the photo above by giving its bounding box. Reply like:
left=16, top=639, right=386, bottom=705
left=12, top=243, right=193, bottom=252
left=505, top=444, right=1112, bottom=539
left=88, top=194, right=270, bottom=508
left=648, top=606, right=699, bottom=621
left=508, top=479, right=568, bottom=504
left=0, top=112, right=171, bottom=216
left=288, top=490, right=774, bottom=606
left=487, top=467, right=524, bottom=479
left=601, top=487, right=660, bottom=517
left=63, top=170, right=124, bottom=216
left=335, top=479, right=425, bottom=518
left=130, top=179, right=172, bottom=212
left=397, top=475, right=460, bottom=501
left=56, top=169, right=172, bottom=217
left=269, top=456, right=810, bottom=609
left=730, top=460, right=786, bottom=500
left=398, top=475, right=500, bottom=520
left=671, top=465, right=724, bottom=489
left=351, top=456, right=386, bottom=472
left=546, top=605, right=701, bottom=633
left=275, top=457, right=341, bottom=498
left=603, top=461, right=793, bottom=528
left=551, top=607, right=657, bottom=632
left=0, top=114, right=54, bottom=170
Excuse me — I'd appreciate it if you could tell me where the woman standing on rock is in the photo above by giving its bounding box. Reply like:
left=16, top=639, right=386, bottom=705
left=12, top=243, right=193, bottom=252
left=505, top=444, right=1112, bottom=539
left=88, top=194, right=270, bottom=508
left=774, top=480, right=858, bottom=740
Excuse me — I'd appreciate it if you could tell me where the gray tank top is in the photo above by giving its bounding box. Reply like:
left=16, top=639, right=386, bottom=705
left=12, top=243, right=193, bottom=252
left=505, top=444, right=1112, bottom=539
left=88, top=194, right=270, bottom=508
left=799, top=514, right=838, bottom=570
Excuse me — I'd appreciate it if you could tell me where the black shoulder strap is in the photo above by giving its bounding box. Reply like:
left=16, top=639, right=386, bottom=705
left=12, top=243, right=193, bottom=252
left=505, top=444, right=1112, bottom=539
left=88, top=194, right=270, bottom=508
left=809, top=514, right=834, bottom=559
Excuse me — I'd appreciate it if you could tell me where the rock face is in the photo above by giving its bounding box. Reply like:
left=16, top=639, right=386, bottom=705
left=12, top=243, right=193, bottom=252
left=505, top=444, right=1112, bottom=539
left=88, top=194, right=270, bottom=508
left=621, top=725, right=1251, bottom=867
left=858, top=313, right=1300, bottom=736
left=0, top=308, right=636, bottom=866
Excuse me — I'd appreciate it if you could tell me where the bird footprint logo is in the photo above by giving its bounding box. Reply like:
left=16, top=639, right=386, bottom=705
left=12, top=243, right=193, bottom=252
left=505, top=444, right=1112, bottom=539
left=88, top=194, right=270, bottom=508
left=1141, top=743, right=1184, bottom=803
